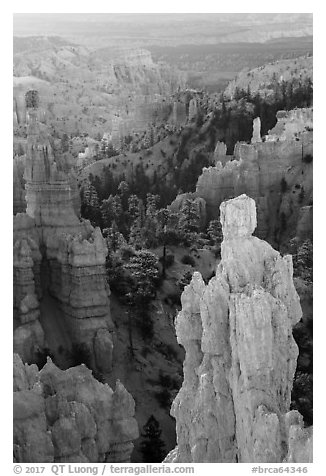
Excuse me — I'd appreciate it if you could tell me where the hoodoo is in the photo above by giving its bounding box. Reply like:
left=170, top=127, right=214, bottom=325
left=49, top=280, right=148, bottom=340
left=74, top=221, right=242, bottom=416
left=13, top=354, right=139, bottom=463
left=13, top=90, right=113, bottom=372
left=165, top=194, right=312, bottom=463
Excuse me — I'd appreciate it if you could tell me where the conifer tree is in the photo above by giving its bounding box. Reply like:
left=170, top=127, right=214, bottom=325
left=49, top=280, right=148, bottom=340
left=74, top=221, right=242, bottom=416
left=80, top=179, right=101, bottom=226
left=178, top=199, right=200, bottom=246
left=101, top=195, right=123, bottom=229
left=125, top=250, right=160, bottom=308
left=103, top=221, right=126, bottom=253
left=140, top=415, right=166, bottom=463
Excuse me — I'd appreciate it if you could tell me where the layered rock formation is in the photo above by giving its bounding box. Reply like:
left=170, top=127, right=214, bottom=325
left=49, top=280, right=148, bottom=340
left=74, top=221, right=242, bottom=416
left=166, top=195, right=312, bottom=463
left=195, top=109, right=313, bottom=245
left=13, top=354, right=139, bottom=463
left=265, top=108, right=313, bottom=142
left=13, top=156, right=27, bottom=214
left=13, top=92, right=113, bottom=370
left=13, top=44, right=185, bottom=138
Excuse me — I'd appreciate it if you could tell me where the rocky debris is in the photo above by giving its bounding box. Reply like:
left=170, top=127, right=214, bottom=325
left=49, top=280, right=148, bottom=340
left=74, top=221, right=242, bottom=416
left=13, top=354, right=139, bottom=463
left=166, top=195, right=312, bottom=463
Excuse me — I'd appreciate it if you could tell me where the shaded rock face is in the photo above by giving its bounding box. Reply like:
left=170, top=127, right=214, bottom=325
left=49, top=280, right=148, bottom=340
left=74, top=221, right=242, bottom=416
left=13, top=354, right=139, bottom=463
left=166, top=195, right=312, bottom=463
left=196, top=110, right=313, bottom=245
left=13, top=156, right=26, bottom=215
left=13, top=95, right=113, bottom=369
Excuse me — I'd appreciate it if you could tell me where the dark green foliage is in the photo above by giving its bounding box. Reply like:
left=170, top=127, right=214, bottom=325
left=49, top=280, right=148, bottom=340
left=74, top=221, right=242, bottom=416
left=178, top=199, right=200, bottom=245
left=125, top=250, right=160, bottom=307
left=207, top=218, right=223, bottom=254
left=140, top=415, right=166, bottom=463
left=303, top=154, right=313, bottom=164
left=291, top=372, right=313, bottom=426
left=293, top=239, right=313, bottom=283
left=177, top=270, right=193, bottom=292
left=25, top=89, right=39, bottom=108
left=158, top=370, right=180, bottom=390
left=181, top=254, right=195, bottom=266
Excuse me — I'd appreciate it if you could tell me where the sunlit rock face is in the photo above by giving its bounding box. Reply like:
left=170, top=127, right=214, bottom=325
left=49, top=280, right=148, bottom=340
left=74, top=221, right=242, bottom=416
left=13, top=354, right=139, bottom=463
left=13, top=91, right=113, bottom=370
left=165, top=195, right=312, bottom=463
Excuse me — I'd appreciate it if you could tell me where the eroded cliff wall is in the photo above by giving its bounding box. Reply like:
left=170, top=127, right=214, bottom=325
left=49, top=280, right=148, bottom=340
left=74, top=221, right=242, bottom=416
left=195, top=109, right=313, bottom=245
left=166, top=195, right=312, bottom=463
left=13, top=96, right=113, bottom=371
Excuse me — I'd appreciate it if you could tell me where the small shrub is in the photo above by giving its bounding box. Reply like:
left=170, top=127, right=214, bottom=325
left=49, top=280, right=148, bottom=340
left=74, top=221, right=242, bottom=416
left=303, top=154, right=313, bottom=164
left=181, top=254, right=195, bottom=266
left=120, top=245, right=136, bottom=261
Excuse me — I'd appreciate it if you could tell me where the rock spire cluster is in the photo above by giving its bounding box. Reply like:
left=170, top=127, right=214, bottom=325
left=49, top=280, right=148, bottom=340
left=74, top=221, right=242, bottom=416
left=13, top=354, right=139, bottom=463
left=13, top=91, right=113, bottom=371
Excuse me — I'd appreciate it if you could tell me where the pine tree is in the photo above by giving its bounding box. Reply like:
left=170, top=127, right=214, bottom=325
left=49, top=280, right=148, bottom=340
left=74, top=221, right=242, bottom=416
left=80, top=179, right=101, bottom=226
left=101, top=195, right=123, bottom=229
left=125, top=250, right=160, bottom=307
left=178, top=199, right=200, bottom=246
left=144, top=194, right=160, bottom=247
left=140, top=415, right=166, bottom=463
left=117, top=180, right=130, bottom=210
left=103, top=221, right=126, bottom=253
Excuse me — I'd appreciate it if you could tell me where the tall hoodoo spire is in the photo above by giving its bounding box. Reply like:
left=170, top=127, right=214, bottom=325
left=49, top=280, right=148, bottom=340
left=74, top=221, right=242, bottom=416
left=166, top=194, right=312, bottom=463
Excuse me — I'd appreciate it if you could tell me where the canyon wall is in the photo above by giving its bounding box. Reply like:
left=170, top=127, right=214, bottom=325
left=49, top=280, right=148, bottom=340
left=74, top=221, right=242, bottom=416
left=195, top=109, right=313, bottom=245
left=13, top=95, right=113, bottom=370
left=13, top=46, right=185, bottom=138
left=165, top=195, right=312, bottom=463
left=13, top=354, right=139, bottom=463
